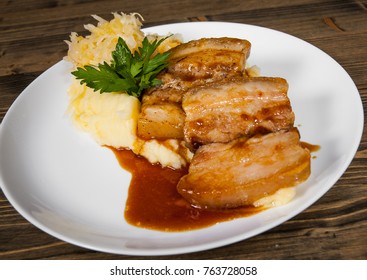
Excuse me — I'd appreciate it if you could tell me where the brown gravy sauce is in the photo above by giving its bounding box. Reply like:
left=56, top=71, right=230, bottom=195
left=111, top=148, right=262, bottom=232
left=301, top=142, right=321, bottom=159
left=301, top=142, right=320, bottom=153
left=110, top=141, right=319, bottom=232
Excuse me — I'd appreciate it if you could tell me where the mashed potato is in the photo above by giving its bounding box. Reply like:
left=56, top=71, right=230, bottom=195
left=253, top=187, right=296, bottom=208
left=65, top=12, right=190, bottom=168
left=67, top=80, right=140, bottom=149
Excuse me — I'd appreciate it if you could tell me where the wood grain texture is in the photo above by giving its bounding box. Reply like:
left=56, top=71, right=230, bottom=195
left=0, top=0, right=366, bottom=260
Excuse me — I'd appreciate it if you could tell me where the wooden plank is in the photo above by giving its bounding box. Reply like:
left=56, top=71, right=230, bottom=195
left=0, top=0, right=366, bottom=260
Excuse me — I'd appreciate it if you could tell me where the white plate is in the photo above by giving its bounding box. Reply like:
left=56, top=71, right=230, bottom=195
left=0, top=22, right=363, bottom=256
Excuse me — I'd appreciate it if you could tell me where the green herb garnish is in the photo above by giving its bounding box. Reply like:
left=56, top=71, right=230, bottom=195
left=72, top=36, right=171, bottom=98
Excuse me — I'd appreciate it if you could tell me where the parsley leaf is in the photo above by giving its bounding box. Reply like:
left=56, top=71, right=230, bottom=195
left=72, top=36, right=171, bottom=99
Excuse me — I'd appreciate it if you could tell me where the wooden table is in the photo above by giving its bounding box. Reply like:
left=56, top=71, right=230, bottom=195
left=1, top=0, right=366, bottom=260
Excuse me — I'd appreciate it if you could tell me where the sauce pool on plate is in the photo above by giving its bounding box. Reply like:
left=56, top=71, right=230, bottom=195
left=111, top=148, right=263, bottom=231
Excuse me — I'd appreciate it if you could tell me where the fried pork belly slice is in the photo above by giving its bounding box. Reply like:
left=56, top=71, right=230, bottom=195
left=183, top=76, right=295, bottom=147
left=168, top=37, right=251, bottom=81
left=137, top=38, right=251, bottom=140
left=143, top=37, right=252, bottom=104
left=137, top=85, right=186, bottom=139
left=137, top=101, right=185, bottom=139
left=177, top=129, right=311, bottom=209
left=169, top=37, right=251, bottom=61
